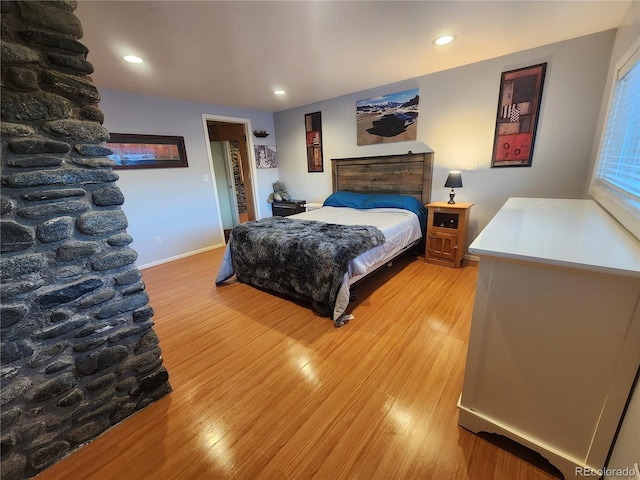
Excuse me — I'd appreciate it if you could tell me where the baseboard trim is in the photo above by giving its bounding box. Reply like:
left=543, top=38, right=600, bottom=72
left=138, top=243, right=225, bottom=270
left=465, top=253, right=481, bottom=262
left=138, top=247, right=479, bottom=271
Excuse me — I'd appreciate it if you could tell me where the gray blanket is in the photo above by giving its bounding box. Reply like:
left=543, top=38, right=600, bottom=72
left=217, top=216, right=386, bottom=324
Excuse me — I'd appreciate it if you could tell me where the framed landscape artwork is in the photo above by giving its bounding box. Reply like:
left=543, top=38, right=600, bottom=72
left=106, top=133, right=188, bottom=170
left=491, top=63, right=546, bottom=167
left=356, top=88, right=419, bottom=146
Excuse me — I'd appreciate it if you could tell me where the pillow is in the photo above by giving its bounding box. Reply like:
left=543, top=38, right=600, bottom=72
left=323, top=191, right=369, bottom=209
left=323, top=192, right=428, bottom=232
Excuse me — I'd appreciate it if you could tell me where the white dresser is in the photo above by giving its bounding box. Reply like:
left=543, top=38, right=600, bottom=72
left=458, top=198, right=640, bottom=479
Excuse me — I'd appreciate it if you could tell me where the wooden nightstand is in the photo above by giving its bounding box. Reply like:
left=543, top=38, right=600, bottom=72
left=425, top=202, right=473, bottom=268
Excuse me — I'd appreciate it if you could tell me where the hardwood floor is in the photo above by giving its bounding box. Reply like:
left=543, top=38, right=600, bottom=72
left=36, top=248, right=561, bottom=480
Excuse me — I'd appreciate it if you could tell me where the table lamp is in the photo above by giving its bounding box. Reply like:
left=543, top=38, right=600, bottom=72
left=444, top=171, right=463, bottom=204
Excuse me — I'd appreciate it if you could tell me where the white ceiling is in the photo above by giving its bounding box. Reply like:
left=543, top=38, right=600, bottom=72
left=75, top=0, right=631, bottom=113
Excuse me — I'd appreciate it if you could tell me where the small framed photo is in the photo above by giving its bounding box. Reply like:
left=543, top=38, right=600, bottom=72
left=255, top=145, right=278, bottom=169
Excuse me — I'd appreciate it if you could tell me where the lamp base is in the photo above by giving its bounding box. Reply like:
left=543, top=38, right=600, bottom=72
left=448, top=189, right=456, bottom=204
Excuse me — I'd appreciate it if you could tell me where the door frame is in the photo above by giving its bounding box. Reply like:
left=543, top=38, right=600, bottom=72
left=202, top=114, right=259, bottom=244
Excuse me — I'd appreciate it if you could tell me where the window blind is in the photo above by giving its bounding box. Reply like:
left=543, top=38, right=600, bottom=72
left=590, top=38, right=640, bottom=239
left=597, top=52, right=640, bottom=199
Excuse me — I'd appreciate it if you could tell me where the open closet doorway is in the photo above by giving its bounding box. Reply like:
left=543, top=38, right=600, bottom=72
left=206, top=118, right=257, bottom=242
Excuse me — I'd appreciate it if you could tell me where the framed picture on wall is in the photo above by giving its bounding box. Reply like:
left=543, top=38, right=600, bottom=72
left=356, top=88, right=419, bottom=146
left=491, top=63, right=547, bottom=168
left=305, top=111, right=323, bottom=172
left=255, top=145, right=277, bottom=169
left=106, top=133, right=188, bottom=169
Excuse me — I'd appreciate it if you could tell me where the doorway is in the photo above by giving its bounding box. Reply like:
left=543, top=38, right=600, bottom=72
left=206, top=119, right=257, bottom=242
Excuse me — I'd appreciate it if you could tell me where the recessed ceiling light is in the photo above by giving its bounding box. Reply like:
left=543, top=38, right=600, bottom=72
left=274, top=90, right=286, bottom=95
left=123, top=55, right=144, bottom=63
left=433, top=34, right=456, bottom=46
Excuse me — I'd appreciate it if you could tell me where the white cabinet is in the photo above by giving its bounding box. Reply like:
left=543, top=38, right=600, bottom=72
left=458, top=198, right=640, bottom=480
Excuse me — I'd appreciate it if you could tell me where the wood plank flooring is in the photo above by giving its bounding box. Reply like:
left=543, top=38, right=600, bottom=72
left=36, top=247, right=561, bottom=480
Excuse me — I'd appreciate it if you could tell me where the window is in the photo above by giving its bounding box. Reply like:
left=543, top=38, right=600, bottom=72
left=589, top=39, right=640, bottom=239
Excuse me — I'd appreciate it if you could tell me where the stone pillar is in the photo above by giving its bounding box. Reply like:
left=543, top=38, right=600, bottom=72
left=230, top=142, right=247, bottom=214
left=0, top=2, right=171, bottom=479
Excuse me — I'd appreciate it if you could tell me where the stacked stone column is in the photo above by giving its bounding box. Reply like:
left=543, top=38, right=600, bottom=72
left=229, top=142, right=247, bottom=213
left=1, top=2, right=171, bottom=479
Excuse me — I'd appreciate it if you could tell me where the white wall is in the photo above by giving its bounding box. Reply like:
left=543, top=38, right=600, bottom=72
left=274, top=30, right=616, bottom=244
left=98, top=89, right=275, bottom=267
left=99, top=31, right=618, bottom=267
left=600, top=3, right=640, bottom=479
left=607, top=381, right=640, bottom=480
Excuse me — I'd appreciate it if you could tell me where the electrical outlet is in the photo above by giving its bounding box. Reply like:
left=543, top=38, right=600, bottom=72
left=466, top=162, right=478, bottom=171
left=155, top=236, right=162, bottom=245
left=203, top=174, right=209, bottom=182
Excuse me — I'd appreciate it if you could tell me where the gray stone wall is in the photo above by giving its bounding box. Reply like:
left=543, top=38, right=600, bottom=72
left=0, top=2, right=171, bottom=479
left=229, top=142, right=247, bottom=214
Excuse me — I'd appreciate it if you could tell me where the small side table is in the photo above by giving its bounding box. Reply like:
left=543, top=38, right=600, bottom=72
left=272, top=200, right=306, bottom=217
left=424, top=202, right=473, bottom=268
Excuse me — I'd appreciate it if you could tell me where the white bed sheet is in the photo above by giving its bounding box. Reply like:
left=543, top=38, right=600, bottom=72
left=216, top=205, right=422, bottom=325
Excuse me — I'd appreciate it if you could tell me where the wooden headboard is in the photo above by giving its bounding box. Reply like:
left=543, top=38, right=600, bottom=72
left=331, top=152, right=434, bottom=204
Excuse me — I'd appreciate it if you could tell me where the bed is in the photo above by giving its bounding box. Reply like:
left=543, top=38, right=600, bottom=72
left=216, top=152, right=434, bottom=326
